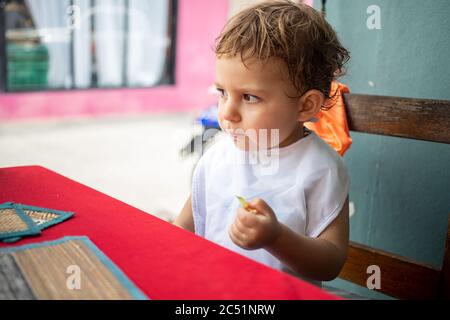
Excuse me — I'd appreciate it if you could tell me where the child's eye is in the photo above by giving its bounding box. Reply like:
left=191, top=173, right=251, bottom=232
left=215, top=88, right=227, bottom=98
left=243, top=94, right=260, bottom=103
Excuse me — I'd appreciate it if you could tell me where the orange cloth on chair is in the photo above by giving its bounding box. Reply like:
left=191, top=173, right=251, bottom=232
left=304, top=82, right=352, bottom=156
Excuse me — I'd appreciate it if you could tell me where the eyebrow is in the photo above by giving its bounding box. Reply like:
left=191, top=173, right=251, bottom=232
left=213, top=83, right=268, bottom=94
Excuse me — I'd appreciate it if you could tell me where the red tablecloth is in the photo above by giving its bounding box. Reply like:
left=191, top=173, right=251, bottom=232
left=0, top=165, right=339, bottom=300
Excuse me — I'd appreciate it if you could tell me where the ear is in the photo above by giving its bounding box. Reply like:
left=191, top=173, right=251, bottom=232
left=297, top=89, right=325, bottom=122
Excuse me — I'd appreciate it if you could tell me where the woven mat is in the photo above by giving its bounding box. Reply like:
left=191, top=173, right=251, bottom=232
left=0, top=236, right=148, bottom=300
left=16, top=203, right=74, bottom=230
left=0, top=203, right=41, bottom=240
left=1, top=203, right=74, bottom=243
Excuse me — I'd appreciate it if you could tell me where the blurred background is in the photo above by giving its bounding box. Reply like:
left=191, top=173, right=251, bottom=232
left=0, top=0, right=297, bottom=222
left=1, top=0, right=449, bottom=299
left=0, top=0, right=238, bottom=222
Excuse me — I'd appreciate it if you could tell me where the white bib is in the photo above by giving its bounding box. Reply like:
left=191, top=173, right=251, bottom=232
left=192, top=131, right=349, bottom=285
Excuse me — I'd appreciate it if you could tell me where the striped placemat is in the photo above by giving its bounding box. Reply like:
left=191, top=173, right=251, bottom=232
left=0, top=236, right=148, bottom=300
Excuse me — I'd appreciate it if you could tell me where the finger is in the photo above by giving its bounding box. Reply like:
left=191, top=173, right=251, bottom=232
left=229, top=224, right=253, bottom=249
left=228, top=227, right=240, bottom=246
left=247, top=198, right=275, bottom=217
left=237, top=208, right=259, bottom=228
left=234, top=215, right=248, bottom=233
left=228, top=223, right=246, bottom=247
left=230, top=221, right=247, bottom=242
left=235, top=213, right=258, bottom=238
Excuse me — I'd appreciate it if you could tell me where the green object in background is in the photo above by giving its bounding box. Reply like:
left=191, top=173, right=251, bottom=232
left=7, top=42, right=49, bottom=91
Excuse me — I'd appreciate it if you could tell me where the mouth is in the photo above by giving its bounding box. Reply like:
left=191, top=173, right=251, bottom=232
left=225, top=129, right=246, bottom=137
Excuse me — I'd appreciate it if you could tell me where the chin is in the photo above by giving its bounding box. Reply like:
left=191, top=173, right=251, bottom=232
left=229, top=135, right=247, bottom=150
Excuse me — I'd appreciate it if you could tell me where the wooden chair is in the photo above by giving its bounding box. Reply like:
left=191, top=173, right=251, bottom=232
left=337, top=94, right=450, bottom=299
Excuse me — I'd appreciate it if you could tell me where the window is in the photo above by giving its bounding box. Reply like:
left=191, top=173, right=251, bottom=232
left=0, top=0, right=177, bottom=91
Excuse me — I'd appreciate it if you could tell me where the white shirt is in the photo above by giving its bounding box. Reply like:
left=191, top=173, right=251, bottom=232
left=191, top=129, right=349, bottom=286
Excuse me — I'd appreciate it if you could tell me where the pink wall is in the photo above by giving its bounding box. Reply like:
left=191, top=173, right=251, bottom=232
left=0, top=0, right=228, bottom=121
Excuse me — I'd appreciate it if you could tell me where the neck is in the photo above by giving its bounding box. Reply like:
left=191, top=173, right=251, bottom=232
left=277, top=124, right=305, bottom=149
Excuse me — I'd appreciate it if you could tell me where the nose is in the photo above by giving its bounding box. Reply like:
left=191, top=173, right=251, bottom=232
left=221, top=98, right=241, bottom=123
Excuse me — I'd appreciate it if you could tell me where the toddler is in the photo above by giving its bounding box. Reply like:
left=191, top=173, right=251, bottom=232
left=175, top=0, right=350, bottom=286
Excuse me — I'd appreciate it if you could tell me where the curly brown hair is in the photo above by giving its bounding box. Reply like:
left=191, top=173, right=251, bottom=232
left=214, top=0, right=350, bottom=107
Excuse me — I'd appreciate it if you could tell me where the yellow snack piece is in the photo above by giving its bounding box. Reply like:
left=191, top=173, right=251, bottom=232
left=236, top=195, right=248, bottom=207
left=235, top=195, right=258, bottom=214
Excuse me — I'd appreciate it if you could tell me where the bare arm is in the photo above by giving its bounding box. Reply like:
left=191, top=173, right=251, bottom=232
left=173, top=194, right=195, bottom=233
left=265, top=196, right=349, bottom=281
left=229, top=196, right=349, bottom=281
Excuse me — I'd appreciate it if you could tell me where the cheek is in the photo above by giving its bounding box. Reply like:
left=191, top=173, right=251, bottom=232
left=253, top=112, right=285, bottom=131
left=217, top=103, right=227, bottom=121
left=217, top=112, right=226, bottom=129
left=217, top=107, right=224, bottom=121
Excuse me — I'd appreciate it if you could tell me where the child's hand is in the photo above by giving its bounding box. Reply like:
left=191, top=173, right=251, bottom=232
left=228, top=198, right=281, bottom=250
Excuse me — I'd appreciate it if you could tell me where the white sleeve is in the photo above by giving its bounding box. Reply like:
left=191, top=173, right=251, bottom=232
left=304, top=159, right=350, bottom=238
left=191, top=156, right=206, bottom=237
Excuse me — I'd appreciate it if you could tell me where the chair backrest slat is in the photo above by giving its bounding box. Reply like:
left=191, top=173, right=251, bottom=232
left=340, top=242, right=441, bottom=299
left=343, top=94, right=450, bottom=144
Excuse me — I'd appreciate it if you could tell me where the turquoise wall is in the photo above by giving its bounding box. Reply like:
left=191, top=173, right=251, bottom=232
left=315, top=0, right=450, bottom=299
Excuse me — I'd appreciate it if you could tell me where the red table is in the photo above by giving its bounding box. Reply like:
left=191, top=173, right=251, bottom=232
left=0, top=165, right=339, bottom=300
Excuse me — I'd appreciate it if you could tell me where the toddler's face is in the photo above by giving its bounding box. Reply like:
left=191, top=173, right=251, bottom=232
left=215, top=55, right=304, bottom=151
